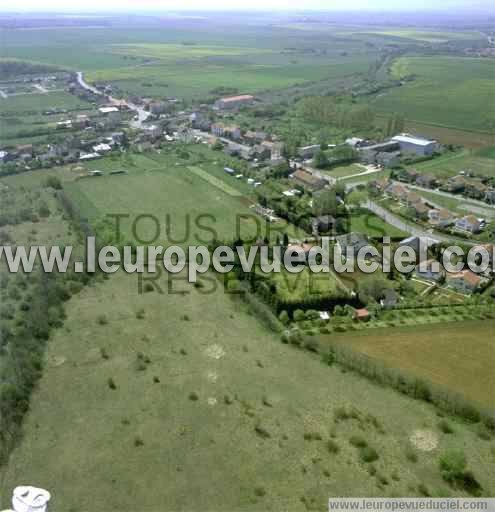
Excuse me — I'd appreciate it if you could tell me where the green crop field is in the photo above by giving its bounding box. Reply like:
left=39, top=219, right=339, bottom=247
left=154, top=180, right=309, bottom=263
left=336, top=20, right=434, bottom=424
left=373, top=56, right=495, bottom=133
left=328, top=321, right=495, bottom=408
left=2, top=268, right=494, bottom=510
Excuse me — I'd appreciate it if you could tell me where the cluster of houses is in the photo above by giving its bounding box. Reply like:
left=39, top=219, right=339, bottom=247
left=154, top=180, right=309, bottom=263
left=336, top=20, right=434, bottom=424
left=395, top=167, right=495, bottom=206
left=376, top=180, right=487, bottom=235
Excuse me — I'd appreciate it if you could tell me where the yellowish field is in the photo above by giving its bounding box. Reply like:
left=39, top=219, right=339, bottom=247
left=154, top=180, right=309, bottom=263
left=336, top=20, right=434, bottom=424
left=329, top=321, right=495, bottom=408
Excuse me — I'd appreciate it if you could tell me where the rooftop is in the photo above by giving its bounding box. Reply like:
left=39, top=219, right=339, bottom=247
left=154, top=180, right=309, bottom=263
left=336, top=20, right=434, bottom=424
left=392, top=133, right=436, bottom=146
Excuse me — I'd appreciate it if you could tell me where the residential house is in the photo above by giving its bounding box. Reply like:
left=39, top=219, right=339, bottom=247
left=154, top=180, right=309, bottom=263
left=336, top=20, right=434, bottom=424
left=290, top=169, right=326, bottom=192
left=404, top=191, right=422, bottom=207
left=311, top=215, right=336, bottom=235
left=416, top=173, right=437, bottom=189
left=261, top=140, right=283, bottom=161
left=244, top=130, right=267, bottom=144
left=465, top=180, right=488, bottom=200
left=297, top=144, right=321, bottom=159
left=485, top=189, right=495, bottom=205
left=414, top=259, right=445, bottom=282
left=446, top=270, right=482, bottom=294
left=455, top=215, right=482, bottom=234
left=380, top=289, right=399, bottom=308
left=444, top=175, right=467, bottom=193
left=428, top=208, right=455, bottom=228
left=252, top=144, right=271, bottom=160
left=411, top=201, right=429, bottom=220
left=335, top=232, right=370, bottom=257
left=375, top=151, right=401, bottom=168
left=149, top=101, right=167, bottom=115
left=385, top=182, right=408, bottom=202
left=211, top=123, right=241, bottom=140
left=397, top=168, right=419, bottom=183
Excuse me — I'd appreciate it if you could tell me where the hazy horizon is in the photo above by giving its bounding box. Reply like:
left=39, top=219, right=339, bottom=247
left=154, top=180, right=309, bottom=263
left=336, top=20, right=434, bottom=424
left=1, top=0, right=494, bottom=14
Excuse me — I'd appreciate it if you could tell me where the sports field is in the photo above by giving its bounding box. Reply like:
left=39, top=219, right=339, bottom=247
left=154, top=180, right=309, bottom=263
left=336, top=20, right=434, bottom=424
left=329, top=321, right=495, bottom=408
left=373, top=56, right=495, bottom=133
left=2, top=269, right=494, bottom=510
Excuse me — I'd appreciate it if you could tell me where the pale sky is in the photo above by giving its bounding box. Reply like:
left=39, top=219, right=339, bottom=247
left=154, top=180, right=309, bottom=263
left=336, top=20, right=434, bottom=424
left=0, top=0, right=492, bottom=12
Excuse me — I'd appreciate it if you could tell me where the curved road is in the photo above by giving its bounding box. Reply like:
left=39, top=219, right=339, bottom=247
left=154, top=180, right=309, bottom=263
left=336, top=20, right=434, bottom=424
left=76, top=71, right=150, bottom=128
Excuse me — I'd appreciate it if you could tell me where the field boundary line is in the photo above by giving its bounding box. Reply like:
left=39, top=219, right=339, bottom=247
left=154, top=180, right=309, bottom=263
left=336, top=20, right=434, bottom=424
left=186, top=165, right=242, bottom=197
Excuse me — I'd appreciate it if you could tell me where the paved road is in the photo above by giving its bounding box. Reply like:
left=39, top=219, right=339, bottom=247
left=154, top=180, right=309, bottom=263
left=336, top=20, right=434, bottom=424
left=76, top=71, right=150, bottom=128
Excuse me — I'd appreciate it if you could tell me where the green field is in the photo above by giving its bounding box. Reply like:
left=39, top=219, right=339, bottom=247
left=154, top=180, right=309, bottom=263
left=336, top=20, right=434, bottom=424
left=262, top=267, right=344, bottom=301
left=2, top=268, right=494, bottom=509
left=86, top=48, right=372, bottom=99
left=61, top=152, right=259, bottom=245
left=414, top=149, right=495, bottom=179
left=0, top=91, right=90, bottom=114
left=373, top=56, right=495, bottom=133
left=329, top=321, right=495, bottom=408
left=348, top=211, right=407, bottom=238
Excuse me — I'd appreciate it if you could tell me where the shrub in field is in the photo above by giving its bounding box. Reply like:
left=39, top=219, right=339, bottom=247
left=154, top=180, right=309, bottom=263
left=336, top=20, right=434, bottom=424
left=438, top=419, right=455, bottom=434
left=327, top=440, right=340, bottom=454
left=439, top=450, right=482, bottom=495
left=293, top=309, right=305, bottom=322
left=405, top=446, right=418, bottom=463
left=107, top=377, right=117, bottom=390
left=303, top=431, right=322, bottom=441
left=134, top=436, right=144, bottom=447
left=100, top=347, right=109, bottom=360
left=188, top=391, right=199, bottom=401
left=97, top=314, right=108, bottom=325
left=254, top=486, right=266, bottom=497
left=359, top=446, right=379, bottom=463
left=144, top=283, right=154, bottom=293
left=136, top=308, right=145, bottom=319
left=278, top=310, right=289, bottom=325
left=349, top=435, right=367, bottom=448
left=418, top=483, right=430, bottom=497
left=254, top=424, right=271, bottom=439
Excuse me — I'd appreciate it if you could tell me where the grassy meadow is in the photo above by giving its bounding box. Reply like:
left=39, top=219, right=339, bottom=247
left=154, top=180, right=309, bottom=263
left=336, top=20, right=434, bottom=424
left=2, top=269, right=494, bottom=510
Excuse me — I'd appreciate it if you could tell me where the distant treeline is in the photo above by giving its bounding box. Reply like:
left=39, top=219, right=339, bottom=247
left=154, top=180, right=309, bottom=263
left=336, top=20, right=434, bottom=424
left=0, top=60, right=62, bottom=79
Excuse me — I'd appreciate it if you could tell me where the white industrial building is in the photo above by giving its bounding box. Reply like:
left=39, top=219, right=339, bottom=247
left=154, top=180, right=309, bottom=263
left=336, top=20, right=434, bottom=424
left=391, top=133, right=438, bottom=156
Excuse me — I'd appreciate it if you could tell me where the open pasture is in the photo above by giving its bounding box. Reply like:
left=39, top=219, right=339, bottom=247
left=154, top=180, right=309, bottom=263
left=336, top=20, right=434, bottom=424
left=2, top=269, right=494, bottom=510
